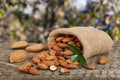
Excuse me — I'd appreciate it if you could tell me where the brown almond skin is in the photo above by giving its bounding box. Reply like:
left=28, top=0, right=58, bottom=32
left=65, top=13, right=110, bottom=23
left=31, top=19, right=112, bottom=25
left=26, top=44, right=44, bottom=52
left=53, top=45, right=63, bottom=51
left=55, top=52, right=62, bottom=56
left=64, top=50, right=73, bottom=56
left=48, top=40, right=56, bottom=49
left=99, top=57, right=109, bottom=64
left=76, top=41, right=81, bottom=47
left=42, top=61, right=55, bottom=66
left=60, top=68, right=70, bottom=73
left=10, top=50, right=28, bottom=63
left=85, top=64, right=94, bottom=70
left=62, top=37, right=73, bottom=43
left=66, top=59, right=72, bottom=64
left=67, top=41, right=75, bottom=45
left=18, top=62, right=33, bottom=73
left=57, top=56, right=65, bottom=60
left=28, top=67, right=39, bottom=75
left=56, top=37, right=64, bottom=42
left=58, top=60, right=67, bottom=67
left=46, top=56, right=55, bottom=61
left=32, top=56, right=41, bottom=64
left=53, top=60, right=59, bottom=66
left=11, top=41, right=28, bottom=49
left=57, top=43, right=67, bottom=48
left=38, top=63, right=48, bottom=70
left=64, top=64, right=77, bottom=69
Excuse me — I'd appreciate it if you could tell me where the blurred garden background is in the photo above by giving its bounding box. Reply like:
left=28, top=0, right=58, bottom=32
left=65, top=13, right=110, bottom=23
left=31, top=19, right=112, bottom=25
left=0, top=0, right=120, bottom=43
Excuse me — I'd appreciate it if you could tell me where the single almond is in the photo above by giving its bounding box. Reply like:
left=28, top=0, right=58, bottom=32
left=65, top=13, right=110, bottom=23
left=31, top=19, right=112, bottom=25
left=57, top=56, right=65, bottom=60
left=42, top=61, right=55, bottom=66
left=48, top=40, right=56, bottom=49
left=66, top=59, right=72, bottom=64
left=76, top=41, right=81, bottom=47
left=53, top=60, right=59, bottom=66
left=53, top=45, right=62, bottom=51
left=64, top=64, right=77, bottom=69
left=57, top=43, right=67, bottom=48
left=99, top=57, right=109, bottom=64
left=26, top=44, right=44, bottom=52
left=58, top=60, right=67, bottom=67
left=18, top=62, right=33, bottom=73
left=64, top=50, right=73, bottom=56
left=60, top=68, right=70, bottom=73
left=85, top=64, right=94, bottom=70
left=28, top=67, right=39, bottom=75
left=55, top=52, right=62, bottom=56
left=72, top=62, right=79, bottom=65
left=38, top=63, right=48, bottom=70
left=10, top=41, right=28, bottom=49
left=49, top=52, right=55, bottom=56
left=49, top=65, right=57, bottom=71
left=46, top=56, right=55, bottom=61
left=10, top=50, right=28, bottom=63
left=62, top=37, right=73, bottom=43
left=67, top=41, right=75, bottom=46
left=56, top=37, right=64, bottom=42
left=32, top=56, right=41, bottom=64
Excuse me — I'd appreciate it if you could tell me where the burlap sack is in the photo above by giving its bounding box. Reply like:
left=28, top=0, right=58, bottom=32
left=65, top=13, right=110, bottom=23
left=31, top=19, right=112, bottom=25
left=48, top=27, right=113, bottom=59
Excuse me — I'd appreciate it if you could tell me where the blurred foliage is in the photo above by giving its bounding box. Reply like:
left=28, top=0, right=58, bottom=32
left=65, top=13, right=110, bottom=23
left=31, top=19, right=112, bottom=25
left=0, top=0, right=120, bottom=43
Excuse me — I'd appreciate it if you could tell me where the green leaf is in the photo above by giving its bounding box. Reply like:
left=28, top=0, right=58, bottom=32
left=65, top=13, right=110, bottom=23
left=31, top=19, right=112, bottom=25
left=78, top=54, right=87, bottom=66
left=71, top=54, right=79, bottom=62
left=67, top=44, right=87, bottom=66
left=67, top=44, right=80, bottom=55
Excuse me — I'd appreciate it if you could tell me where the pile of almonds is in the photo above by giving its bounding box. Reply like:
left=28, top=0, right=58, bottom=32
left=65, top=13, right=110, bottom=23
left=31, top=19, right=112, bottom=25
left=9, top=34, right=109, bottom=75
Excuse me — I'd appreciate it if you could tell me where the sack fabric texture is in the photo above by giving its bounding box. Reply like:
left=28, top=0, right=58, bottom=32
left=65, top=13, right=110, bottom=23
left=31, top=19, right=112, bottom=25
left=48, top=27, right=113, bottom=59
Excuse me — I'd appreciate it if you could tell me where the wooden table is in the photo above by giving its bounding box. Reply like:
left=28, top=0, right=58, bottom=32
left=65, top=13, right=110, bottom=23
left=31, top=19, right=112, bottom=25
left=0, top=41, right=120, bottom=80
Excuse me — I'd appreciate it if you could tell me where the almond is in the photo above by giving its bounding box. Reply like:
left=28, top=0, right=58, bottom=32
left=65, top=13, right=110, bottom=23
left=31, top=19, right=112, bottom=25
left=42, top=61, right=54, bottom=66
left=38, top=63, right=48, bottom=70
left=46, top=56, right=55, bottom=61
left=10, top=41, right=28, bottom=49
left=48, top=40, right=56, bottom=49
left=53, top=60, right=59, bottom=66
left=28, top=67, right=39, bottom=75
left=72, top=62, right=79, bottom=65
left=18, top=62, right=33, bottom=73
left=57, top=43, right=67, bottom=48
left=26, top=44, right=44, bottom=52
left=32, top=56, right=41, bottom=64
left=99, top=57, right=109, bottom=64
left=55, top=52, right=62, bottom=56
left=60, top=68, right=70, bottom=73
left=64, top=64, right=77, bottom=69
left=66, top=59, right=72, bottom=64
left=62, top=37, right=73, bottom=43
left=76, top=41, right=81, bottom=47
left=49, top=52, right=55, bottom=56
left=85, top=64, right=94, bottom=70
left=56, top=37, right=64, bottom=42
left=58, top=60, right=67, bottom=67
left=53, top=45, right=62, bottom=51
left=64, top=50, right=73, bottom=56
left=67, top=41, right=75, bottom=45
left=10, top=50, right=28, bottom=63
left=57, top=56, right=65, bottom=60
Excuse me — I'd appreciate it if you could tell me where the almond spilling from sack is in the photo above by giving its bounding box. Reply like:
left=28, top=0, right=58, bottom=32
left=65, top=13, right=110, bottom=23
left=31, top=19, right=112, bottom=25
left=28, top=67, right=39, bottom=75
left=26, top=44, right=44, bottom=52
left=10, top=50, right=28, bottom=63
left=10, top=41, right=28, bottom=49
left=38, top=63, right=48, bottom=70
left=99, top=57, right=109, bottom=64
left=60, top=68, right=70, bottom=73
